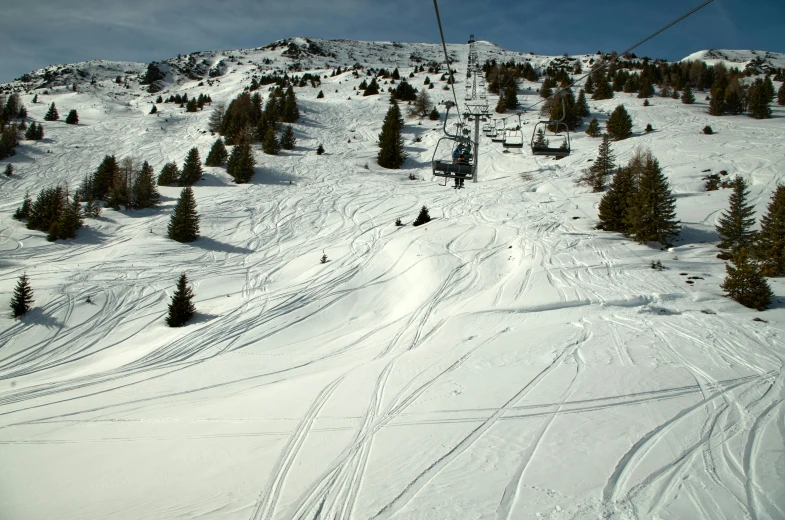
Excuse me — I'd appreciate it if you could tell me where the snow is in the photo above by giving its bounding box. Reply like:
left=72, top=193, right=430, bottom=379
left=1, top=38, right=784, bottom=520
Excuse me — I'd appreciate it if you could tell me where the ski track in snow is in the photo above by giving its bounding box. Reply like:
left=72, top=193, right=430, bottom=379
left=0, top=40, right=784, bottom=520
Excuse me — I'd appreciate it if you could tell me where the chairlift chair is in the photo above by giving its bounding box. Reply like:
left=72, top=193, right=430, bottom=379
left=491, top=119, right=506, bottom=142
left=432, top=103, right=476, bottom=184
left=530, top=96, right=572, bottom=157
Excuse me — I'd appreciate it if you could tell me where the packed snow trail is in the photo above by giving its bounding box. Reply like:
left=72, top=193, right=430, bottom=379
left=1, top=40, right=784, bottom=520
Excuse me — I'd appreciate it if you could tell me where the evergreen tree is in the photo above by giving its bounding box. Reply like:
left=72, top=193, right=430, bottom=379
left=495, top=95, right=507, bottom=114
left=428, top=107, right=439, bottom=120
left=44, top=102, right=59, bottom=121
left=584, top=74, right=594, bottom=94
left=24, top=122, right=43, bottom=140
left=4, top=163, right=12, bottom=176
left=89, top=155, right=120, bottom=200
left=597, top=165, right=636, bottom=232
left=539, top=81, right=552, bottom=99
left=208, top=102, right=225, bottom=134
left=150, top=105, right=158, bottom=114
left=180, top=148, right=203, bottom=186
left=84, top=198, right=102, bottom=218
left=606, top=104, right=633, bottom=140
left=637, top=78, right=654, bottom=98
left=412, top=205, right=431, bottom=227
left=32, top=94, right=38, bottom=104
left=226, top=140, right=256, bottom=183
left=709, top=85, right=726, bottom=116
left=585, top=118, right=601, bottom=137
left=317, top=90, right=325, bottom=99
left=167, top=187, right=200, bottom=243
left=280, top=125, right=296, bottom=150
left=720, top=249, right=773, bottom=311
left=625, top=151, right=680, bottom=246
left=205, top=138, right=228, bottom=166
left=10, top=273, right=34, bottom=318
left=316, top=144, right=325, bottom=155
left=65, top=109, right=79, bottom=124
left=13, top=192, right=32, bottom=220
left=576, top=89, right=590, bottom=117
left=778, top=82, right=785, bottom=106
left=49, top=194, right=84, bottom=241
left=754, top=185, right=785, bottom=276
left=592, top=80, right=614, bottom=100
left=763, top=76, right=775, bottom=103
left=377, top=102, right=406, bottom=169
left=131, top=161, right=160, bottom=209
left=0, top=123, right=20, bottom=159
left=166, top=273, right=196, bottom=327
left=364, top=78, right=380, bottom=96
left=748, top=79, right=772, bottom=119
left=186, top=98, right=198, bottom=112
left=27, top=185, right=67, bottom=233
left=503, top=83, right=519, bottom=110
left=586, top=134, right=615, bottom=192
left=157, top=162, right=180, bottom=186
left=282, top=86, right=299, bottom=122
left=262, top=126, right=281, bottom=155
left=682, top=84, right=695, bottom=104
left=716, top=176, right=757, bottom=257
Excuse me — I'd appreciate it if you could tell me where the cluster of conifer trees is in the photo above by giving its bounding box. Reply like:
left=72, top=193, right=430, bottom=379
left=76, top=155, right=160, bottom=210
left=714, top=178, right=785, bottom=310
left=217, top=85, right=298, bottom=146
left=12, top=185, right=85, bottom=241
left=596, top=148, right=680, bottom=247
left=0, top=94, right=25, bottom=159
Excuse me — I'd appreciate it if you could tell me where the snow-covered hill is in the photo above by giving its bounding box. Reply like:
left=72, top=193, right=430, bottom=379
left=683, top=49, right=785, bottom=74
left=1, top=38, right=784, bottom=520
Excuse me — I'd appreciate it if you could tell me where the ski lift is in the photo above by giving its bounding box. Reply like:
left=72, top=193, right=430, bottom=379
left=503, top=115, right=524, bottom=148
left=491, top=119, right=506, bottom=142
left=531, top=95, right=571, bottom=157
left=432, top=102, right=476, bottom=185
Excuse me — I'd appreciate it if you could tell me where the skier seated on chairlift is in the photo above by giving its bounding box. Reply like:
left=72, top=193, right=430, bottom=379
left=452, top=143, right=470, bottom=188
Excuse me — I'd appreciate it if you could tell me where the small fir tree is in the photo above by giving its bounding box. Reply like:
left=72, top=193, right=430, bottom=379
left=503, top=84, right=519, bottom=110
left=586, top=134, right=615, bottom=192
left=262, top=126, right=281, bottom=155
left=166, top=273, right=196, bottom=327
left=280, top=126, right=296, bottom=150
left=179, top=148, right=203, bottom=186
left=10, top=273, right=34, bottom=318
left=576, top=89, right=590, bottom=117
left=585, top=117, right=601, bottom=137
left=44, top=102, right=59, bottom=121
left=428, top=107, right=439, bottom=120
left=4, top=164, right=12, bottom=177
left=65, top=109, right=79, bottom=124
left=316, top=144, right=325, bottom=155
left=584, top=74, right=594, bottom=94
left=157, top=162, right=180, bottom=186
left=597, top=165, right=636, bottom=233
left=32, top=94, right=38, bottom=104
left=748, top=79, right=772, bottom=119
left=364, top=78, right=380, bottom=96
left=168, top=187, right=200, bottom=243
left=13, top=192, right=32, bottom=220
left=226, top=139, right=256, bottom=183
left=716, top=176, right=757, bottom=258
left=412, top=205, right=431, bottom=227
left=592, top=80, right=614, bottom=100
left=131, top=161, right=160, bottom=209
left=377, top=102, right=406, bottom=169
left=49, top=195, right=84, bottom=241
left=703, top=125, right=714, bottom=135
left=532, top=128, right=549, bottom=149
left=205, top=138, right=228, bottom=166
left=150, top=105, right=158, bottom=114
left=778, top=82, right=785, bottom=106
left=721, top=249, right=773, bottom=311
left=645, top=123, right=653, bottom=132
left=625, top=151, right=680, bottom=246
left=606, top=104, right=633, bottom=141
left=317, top=90, right=325, bottom=99
left=754, top=185, right=785, bottom=276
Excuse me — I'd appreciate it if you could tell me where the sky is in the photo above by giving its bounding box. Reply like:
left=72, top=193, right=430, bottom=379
left=1, top=0, right=783, bottom=83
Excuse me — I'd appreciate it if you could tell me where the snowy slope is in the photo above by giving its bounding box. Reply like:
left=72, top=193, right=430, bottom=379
left=1, top=39, right=784, bottom=520
left=683, top=49, right=785, bottom=74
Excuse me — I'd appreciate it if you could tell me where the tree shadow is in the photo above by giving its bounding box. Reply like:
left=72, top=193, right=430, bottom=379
left=24, top=307, right=64, bottom=329
left=192, top=236, right=253, bottom=255
left=74, top=226, right=112, bottom=245
left=677, top=225, right=719, bottom=245
left=249, top=166, right=297, bottom=186
left=190, top=312, right=221, bottom=325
